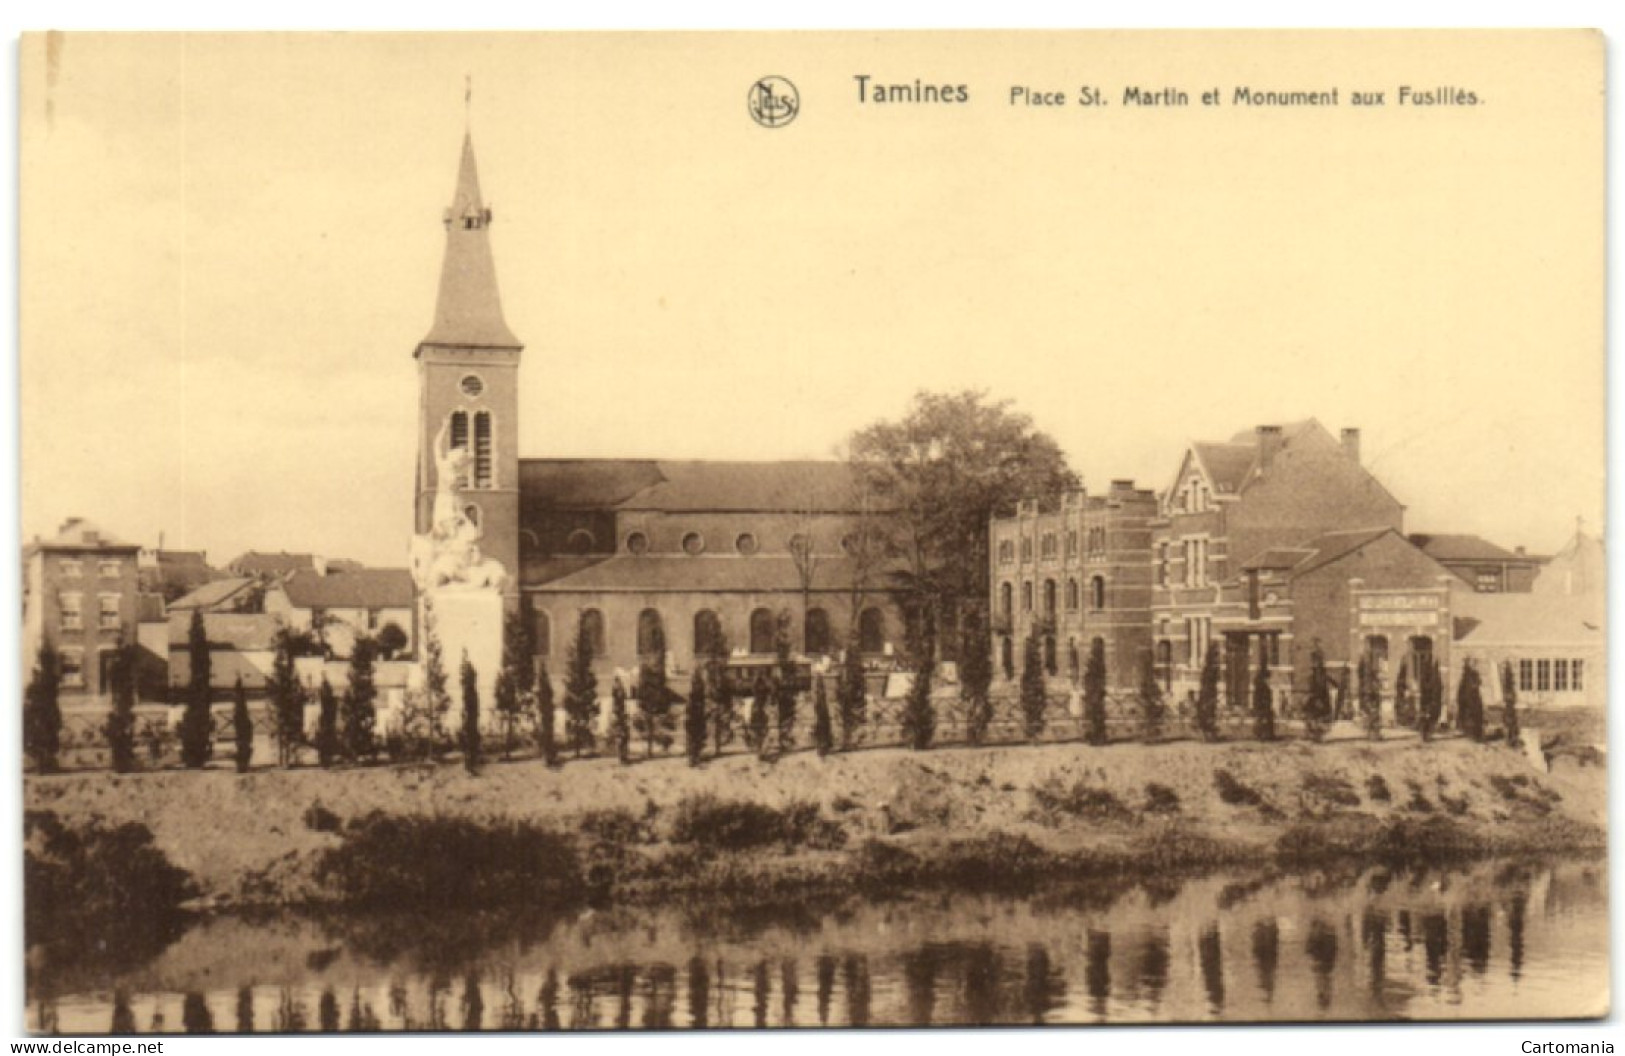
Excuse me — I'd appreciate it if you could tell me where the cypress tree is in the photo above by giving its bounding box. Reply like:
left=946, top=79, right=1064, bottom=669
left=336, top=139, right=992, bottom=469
left=268, top=628, right=306, bottom=767
left=1457, top=658, right=1485, bottom=742
left=316, top=677, right=339, bottom=767
left=1083, top=638, right=1108, bottom=746
left=1138, top=651, right=1166, bottom=743
left=1195, top=644, right=1221, bottom=742
left=460, top=652, right=482, bottom=772
left=180, top=609, right=215, bottom=768
left=420, top=603, right=452, bottom=758
left=1502, top=660, right=1522, bottom=748
left=710, top=656, right=736, bottom=757
left=105, top=642, right=137, bottom=774
left=1334, top=665, right=1351, bottom=722
left=1393, top=662, right=1416, bottom=729
left=493, top=669, right=520, bottom=761
left=749, top=669, right=773, bottom=759
left=812, top=674, right=833, bottom=756
left=837, top=640, right=868, bottom=750
left=960, top=610, right=993, bottom=747
left=1252, top=649, right=1275, bottom=742
left=563, top=615, right=598, bottom=758
left=685, top=672, right=709, bottom=766
left=342, top=635, right=378, bottom=763
left=774, top=612, right=797, bottom=754
left=232, top=675, right=253, bottom=773
left=1419, top=657, right=1443, bottom=742
left=1302, top=641, right=1332, bottom=743
left=535, top=662, right=558, bottom=765
left=637, top=624, right=675, bottom=757
left=901, top=655, right=936, bottom=750
left=23, top=641, right=63, bottom=774
left=611, top=677, right=631, bottom=765
left=1020, top=632, right=1047, bottom=741
left=1359, top=653, right=1382, bottom=740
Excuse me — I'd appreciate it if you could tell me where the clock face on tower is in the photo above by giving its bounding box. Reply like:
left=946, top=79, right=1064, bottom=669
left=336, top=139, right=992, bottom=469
left=460, top=374, right=484, bottom=399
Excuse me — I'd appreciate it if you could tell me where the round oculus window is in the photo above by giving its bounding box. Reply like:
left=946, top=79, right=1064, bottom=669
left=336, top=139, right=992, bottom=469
left=460, top=374, right=485, bottom=398
left=736, top=533, right=759, bottom=555
left=682, top=532, right=706, bottom=556
left=626, top=532, right=650, bottom=555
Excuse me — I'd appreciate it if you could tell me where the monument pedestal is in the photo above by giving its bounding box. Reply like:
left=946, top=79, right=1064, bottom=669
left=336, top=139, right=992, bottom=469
left=424, top=590, right=504, bottom=730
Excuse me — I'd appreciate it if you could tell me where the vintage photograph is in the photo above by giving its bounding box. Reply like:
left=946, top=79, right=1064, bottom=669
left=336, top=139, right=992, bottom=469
left=17, top=31, right=1607, bottom=1032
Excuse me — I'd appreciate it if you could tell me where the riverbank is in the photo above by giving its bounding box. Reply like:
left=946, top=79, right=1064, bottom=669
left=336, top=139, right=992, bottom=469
left=23, top=733, right=1605, bottom=913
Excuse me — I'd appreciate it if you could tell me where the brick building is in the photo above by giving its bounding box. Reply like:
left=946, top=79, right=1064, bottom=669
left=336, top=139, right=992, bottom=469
left=22, top=518, right=142, bottom=702
left=411, top=133, right=901, bottom=678
left=1409, top=533, right=1546, bottom=593
left=987, top=481, right=1156, bottom=690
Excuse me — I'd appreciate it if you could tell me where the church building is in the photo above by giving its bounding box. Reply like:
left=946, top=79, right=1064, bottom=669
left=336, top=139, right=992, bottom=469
left=412, top=135, right=900, bottom=679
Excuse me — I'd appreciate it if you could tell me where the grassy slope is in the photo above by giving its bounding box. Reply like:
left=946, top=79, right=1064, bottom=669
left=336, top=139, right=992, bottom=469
left=23, top=734, right=1606, bottom=906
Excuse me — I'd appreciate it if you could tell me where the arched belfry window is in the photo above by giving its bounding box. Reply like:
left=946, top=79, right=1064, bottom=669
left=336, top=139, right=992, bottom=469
left=449, top=411, right=471, bottom=486
left=473, top=411, right=493, bottom=488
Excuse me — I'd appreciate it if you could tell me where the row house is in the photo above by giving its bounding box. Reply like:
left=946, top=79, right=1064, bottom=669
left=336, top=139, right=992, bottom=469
left=22, top=518, right=141, bottom=702
left=988, top=480, right=1156, bottom=690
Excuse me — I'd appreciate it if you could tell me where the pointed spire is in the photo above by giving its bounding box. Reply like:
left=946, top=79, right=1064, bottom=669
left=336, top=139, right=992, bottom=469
left=419, top=132, right=521, bottom=351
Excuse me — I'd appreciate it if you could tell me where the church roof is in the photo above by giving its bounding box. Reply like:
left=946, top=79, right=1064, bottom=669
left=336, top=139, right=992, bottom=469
left=526, top=554, right=879, bottom=593
left=519, top=459, right=876, bottom=512
left=419, top=134, right=520, bottom=350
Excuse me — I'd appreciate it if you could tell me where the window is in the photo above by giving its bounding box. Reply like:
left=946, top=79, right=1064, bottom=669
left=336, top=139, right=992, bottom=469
left=693, top=609, right=723, bottom=658
left=1020, top=537, right=1033, bottom=563
left=1554, top=659, right=1569, bottom=692
left=737, top=533, right=760, bottom=556
left=98, top=559, right=122, bottom=578
left=637, top=609, right=665, bottom=658
left=1066, top=578, right=1080, bottom=611
left=59, top=593, right=83, bottom=632
left=460, top=374, right=484, bottom=398
left=997, top=539, right=1015, bottom=565
left=1042, top=579, right=1057, bottom=617
left=1040, top=533, right=1057, bottom=560
left=1183, top=538, right=1209, bottom=587
left=1090, top=576, right=1106, bottom=611
left=472, top=411, right=493, bottom=488
left=682, top=532, right=706, bottom=556
left=1519, top=659, right=1533, bottom=692
left=1021, top=581, right=1033, bottom=613
left=60, top=648, right=84, bottom=688
left=1475, top=570, right=1500, bottom=593
left=1536, top=659, right=1551, bottom=692
left=1572, top=660, right=1584, bottom=691
left=59, top=559, right=82, bottom=578
left=749, top=608, right=775, bottom=654
left=98, top=594, right=120, bottom=630
left=580, top=609, right=606, bottom=658
left=626, top=532, right=649, bottom=555
left=1365, top=635, right=1389, bottom=664
left=999, top=582, right=1013, bottom=620
left=531, top=609, right=552, bottom=658
left=1186, top=616, right=1212, bottom=666
left=804, top=608, right=831, bottom=655
left=568, top=529, right=596, bottom=555
left=1065, top=531, right=1079, bottom=558
left=449, top=411, right=470, bottom=484
left=858, top=608, right=886, bottom=654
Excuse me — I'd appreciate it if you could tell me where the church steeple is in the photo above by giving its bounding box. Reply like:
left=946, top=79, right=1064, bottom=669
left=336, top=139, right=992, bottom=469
left=418, top=133, right=521, bottom=351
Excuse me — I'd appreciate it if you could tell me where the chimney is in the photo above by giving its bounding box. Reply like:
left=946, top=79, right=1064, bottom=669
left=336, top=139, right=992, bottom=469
left=1256, top=425, right=1283, bottom=470
left=1515, top=545, right=1526, bottom=557
left=313, top=555, right=328, bottom=577
left=1341, top=427, right=1362, bottom=464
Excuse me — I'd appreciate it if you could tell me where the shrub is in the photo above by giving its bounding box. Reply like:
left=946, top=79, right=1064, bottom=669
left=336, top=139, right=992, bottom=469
left=901, top=659, right=936, bottom=750
left=1030, top=778, right=1134, bottom=824
left=317, top=813, right=581, bottom=907
left=960, top=611, right=993, bottom=747
left=1143, top=783, right=1182, bottom=815
left=1082, top=639, right=1108, bottom=746
left=1019, top=633, right=1047, bottom=740
left=578, top=807, right=653, bottom=846
left=669, top=795, right=844, bottom=852
left=303, top=802, right=342, bottom=833
left=1195, top=645, right=1221, bottom=742
left=1301, top=773, right=1362, bottom=809
left=1404, top=780, right=1434, bottom=814
left=1214, top=769, right=1265, bottom=807
left=1365, top=774, right=1392, bottom=802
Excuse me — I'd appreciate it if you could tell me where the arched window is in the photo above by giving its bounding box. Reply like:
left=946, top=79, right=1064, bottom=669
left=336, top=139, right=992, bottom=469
left=1043, top=579, right=1057, bottom=618
left=473, top=411, right=493, bottom=488
left=693, top=609, right=723, bottom=658
left=637, top=608, right=665, bottom=658
left=749, top=608, right=776, bottom=654
left=579, top=608, right=605, bottom=659
left=567, top=528, right=595, bottom=555
left=1021, top=582, right=1033, bottom=613
left=858, top=607, right=885, bottom=654
left=1091, top=576, right=1106, bottom=611
left=1066, top=578, right=1080, bottom=611
left=804, top=607, right=832, bottom=655
left=999, top=582, right=1013, bottom=620
left=531, top=608, right=551, bottom=659
left=519, top=529, right=540, bottom=554
left=449, top=411, right=470, bottom=485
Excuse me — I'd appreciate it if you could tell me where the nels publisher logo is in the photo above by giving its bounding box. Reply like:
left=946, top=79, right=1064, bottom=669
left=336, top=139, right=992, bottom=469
left=748, top=76, right=799, bottom=128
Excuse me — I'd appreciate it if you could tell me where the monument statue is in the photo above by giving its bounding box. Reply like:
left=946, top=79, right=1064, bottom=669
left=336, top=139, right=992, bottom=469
left=410, top=419, right=508, bottom=592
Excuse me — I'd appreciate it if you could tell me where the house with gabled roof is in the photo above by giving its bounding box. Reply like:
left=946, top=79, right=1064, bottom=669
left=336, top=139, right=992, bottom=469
left=1409, top=532, right=1546, bottom=593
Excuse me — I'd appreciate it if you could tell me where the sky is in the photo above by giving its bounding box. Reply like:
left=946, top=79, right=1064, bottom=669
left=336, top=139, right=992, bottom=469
left=19, top=31, right=1605, bottom=567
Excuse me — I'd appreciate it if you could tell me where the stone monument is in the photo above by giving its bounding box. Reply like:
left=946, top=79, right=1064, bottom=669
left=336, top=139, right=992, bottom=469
left=410, top=420, right=507, bottom=728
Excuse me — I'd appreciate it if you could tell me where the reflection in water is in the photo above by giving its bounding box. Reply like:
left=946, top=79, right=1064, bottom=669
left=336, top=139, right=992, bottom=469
left=27, top=858, right=1607, bottom=1031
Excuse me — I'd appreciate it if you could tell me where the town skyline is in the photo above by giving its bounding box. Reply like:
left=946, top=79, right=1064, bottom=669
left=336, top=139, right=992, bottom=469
left=21, top=33, right=1602, bottom=567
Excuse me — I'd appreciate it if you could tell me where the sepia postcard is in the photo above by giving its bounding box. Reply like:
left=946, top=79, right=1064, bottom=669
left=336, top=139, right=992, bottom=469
left=16, top=31, right=1608, bottom=1034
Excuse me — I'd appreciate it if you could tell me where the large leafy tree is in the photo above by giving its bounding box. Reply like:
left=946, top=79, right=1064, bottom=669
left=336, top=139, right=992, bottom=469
left=848, top=390, right=1078, bottom=659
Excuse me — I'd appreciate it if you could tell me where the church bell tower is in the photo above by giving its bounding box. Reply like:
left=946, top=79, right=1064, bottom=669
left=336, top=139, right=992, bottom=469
left=414, top=132, right=523, bottom=600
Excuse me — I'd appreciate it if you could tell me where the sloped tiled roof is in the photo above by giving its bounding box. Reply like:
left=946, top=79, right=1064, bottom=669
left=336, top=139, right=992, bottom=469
left=280, top=568, right=414, bottom=609
left=34, top=517, right=137, bottom=552
left=1451, top=590, right=1603, bottom=647
left=520, top=459, right=870, bottom=513
left=527, top=555, right=881, bottom=593
left=169, top=577, right=256, bottom=612
left=1241, top=527, right=1396, bottom=577
left=1192, top=443, right=1259, bottom=493
left=1408, top=533, right=1526, bottom=564
left=168, top=612, right=281, bottom=651
left=228, top=552, right=317, bottom=577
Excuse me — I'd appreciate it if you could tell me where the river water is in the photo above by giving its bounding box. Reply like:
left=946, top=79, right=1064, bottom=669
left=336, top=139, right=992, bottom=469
left=27, top=857, right=1608, bottom=1031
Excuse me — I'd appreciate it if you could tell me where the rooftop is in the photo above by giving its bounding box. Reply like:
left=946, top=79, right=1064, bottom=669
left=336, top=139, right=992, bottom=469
left=279, top=568, right=415, bottom=609
left=520, top=459, right=878, bottom=513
